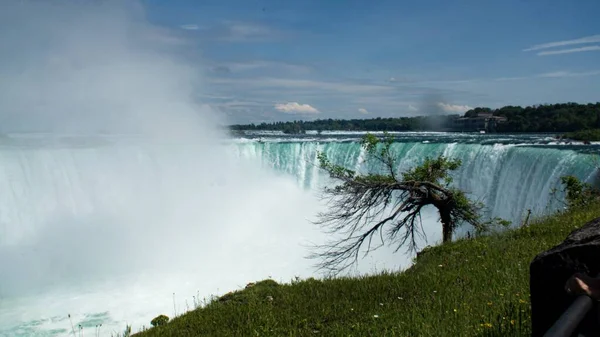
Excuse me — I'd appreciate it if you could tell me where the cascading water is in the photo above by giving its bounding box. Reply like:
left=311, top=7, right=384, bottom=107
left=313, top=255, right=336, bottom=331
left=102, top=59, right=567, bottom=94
left=230, top=136, right=599, bottom=227
left=1, top=1, right=599, bottom=336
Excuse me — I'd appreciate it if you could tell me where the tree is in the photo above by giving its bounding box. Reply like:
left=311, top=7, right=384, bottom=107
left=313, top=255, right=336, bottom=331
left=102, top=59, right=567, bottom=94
left=551, top=156, right=600, bottom=209
left=312, top=132, right=503, bottom=273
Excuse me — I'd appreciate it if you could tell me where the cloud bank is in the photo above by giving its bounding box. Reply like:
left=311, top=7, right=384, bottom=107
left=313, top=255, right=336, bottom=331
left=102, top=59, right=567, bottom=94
left=274, top=102, right=319, bottom=114
left=437, top=102, right=473, bottom=113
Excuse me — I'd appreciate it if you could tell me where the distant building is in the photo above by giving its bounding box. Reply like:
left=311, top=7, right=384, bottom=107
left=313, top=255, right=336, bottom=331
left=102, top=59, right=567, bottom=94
left=452, top=113, right=507, bottom=132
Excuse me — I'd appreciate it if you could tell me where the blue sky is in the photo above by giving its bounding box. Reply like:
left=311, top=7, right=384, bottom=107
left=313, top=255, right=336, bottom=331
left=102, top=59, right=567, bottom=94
left=143, top=0, right=600, bottom=124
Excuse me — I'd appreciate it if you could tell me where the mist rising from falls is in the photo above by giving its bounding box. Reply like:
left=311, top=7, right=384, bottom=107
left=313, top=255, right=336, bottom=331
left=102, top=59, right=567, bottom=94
left=0, top=2, right=355, bottom=335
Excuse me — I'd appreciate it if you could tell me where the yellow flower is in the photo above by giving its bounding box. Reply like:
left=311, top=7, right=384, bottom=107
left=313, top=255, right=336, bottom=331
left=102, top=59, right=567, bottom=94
left=453, top=309, right=458, bottom=313
left=510, top=320, right=515, bottom=325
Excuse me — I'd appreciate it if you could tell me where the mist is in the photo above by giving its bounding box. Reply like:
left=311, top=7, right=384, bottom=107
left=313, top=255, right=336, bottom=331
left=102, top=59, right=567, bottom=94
left=0, top=0, right=324, bottom=333
left=0, top=1, right=422, bottom=334
left=416, top=92, right=455, bottom=131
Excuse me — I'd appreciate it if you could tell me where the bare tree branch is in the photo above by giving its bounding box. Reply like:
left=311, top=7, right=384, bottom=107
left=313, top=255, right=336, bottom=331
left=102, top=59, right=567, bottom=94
left=310, top=132, right=496, bottom=274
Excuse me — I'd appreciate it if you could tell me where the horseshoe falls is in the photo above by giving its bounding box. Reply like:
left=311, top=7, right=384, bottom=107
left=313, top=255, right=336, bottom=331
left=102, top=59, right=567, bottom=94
left=0, top=132, right=597, bottom=337
left=230, top=133, right=600, bottom=228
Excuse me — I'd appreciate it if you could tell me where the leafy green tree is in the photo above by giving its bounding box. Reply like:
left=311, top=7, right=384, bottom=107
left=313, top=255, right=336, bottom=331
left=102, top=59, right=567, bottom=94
left=151, top=315, right=170, bottom=327
left=552, top=177, right=600, bottom=210
left=313, top=132, right=503, bottom=273
left=551, top=153, right=600, bottom=209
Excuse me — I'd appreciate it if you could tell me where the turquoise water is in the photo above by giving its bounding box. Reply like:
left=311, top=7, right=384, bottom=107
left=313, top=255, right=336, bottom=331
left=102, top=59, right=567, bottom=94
left=0, top=132, right=597, bottom=336
left=230, top=132, right=599, bottom=226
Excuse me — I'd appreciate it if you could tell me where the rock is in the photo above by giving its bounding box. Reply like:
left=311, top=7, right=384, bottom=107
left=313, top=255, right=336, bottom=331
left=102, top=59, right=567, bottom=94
left=530, top=217, right=600, bottom=336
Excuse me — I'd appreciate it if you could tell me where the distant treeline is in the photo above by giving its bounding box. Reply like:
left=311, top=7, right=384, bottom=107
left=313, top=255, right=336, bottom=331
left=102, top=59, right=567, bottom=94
left=229, top=102, right=600, bottom=134
left=230, top=115, right=460, bottom=134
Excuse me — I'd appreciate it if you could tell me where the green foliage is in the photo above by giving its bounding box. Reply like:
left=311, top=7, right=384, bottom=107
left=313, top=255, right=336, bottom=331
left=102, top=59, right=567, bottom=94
left=229, top=102, right=600, bottom=133
left=491, top=102, right=600, bottom=133
left=132, top=202, right=600, bottom=337
left=402, top=156, right=462, bottom=186
left=230, top=115, right=460, bottom=133
left=563, top=129, right=600, bottom=142
left=150, top=315, right=169, bottom=327
left=552, top=175, right=600, bottom=209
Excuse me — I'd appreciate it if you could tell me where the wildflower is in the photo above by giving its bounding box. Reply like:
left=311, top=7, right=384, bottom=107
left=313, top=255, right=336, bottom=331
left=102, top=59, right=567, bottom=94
left=373, top=315, right=379, bottom=318
left=379, top=303, right=384, bottom=306
left=433, top=290, right=437, bottom=293
left=487, top=302, right=493, bottom=306
left=350, top=308, right=354, bottom=311
left=397, top=297, right=403, bottom=300
left=519, top=299, right=527, bottom=304
left=266, top=295, right=273, bottom=301
left=438, top=264, right=443, bottom=267
left=453, top=309, right=458, bottom=313
left=510, top=320, right=515, bottom=325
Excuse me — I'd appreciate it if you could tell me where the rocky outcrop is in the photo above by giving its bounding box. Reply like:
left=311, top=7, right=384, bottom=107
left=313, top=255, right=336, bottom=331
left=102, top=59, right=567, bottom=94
left=530, top=217, right=600, bottom=336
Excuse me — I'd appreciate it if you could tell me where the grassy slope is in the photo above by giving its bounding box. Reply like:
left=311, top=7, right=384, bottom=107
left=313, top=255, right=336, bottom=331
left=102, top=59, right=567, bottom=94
left=133, top=203, right=600, bottom=337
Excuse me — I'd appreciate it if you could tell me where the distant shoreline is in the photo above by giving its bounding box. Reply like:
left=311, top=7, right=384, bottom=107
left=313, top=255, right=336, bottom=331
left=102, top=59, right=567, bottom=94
left=228, top=102, right=600, bottom=136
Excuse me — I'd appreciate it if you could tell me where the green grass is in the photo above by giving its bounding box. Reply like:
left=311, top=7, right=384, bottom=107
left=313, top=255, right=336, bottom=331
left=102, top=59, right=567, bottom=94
left=132, top=204, right=600, bottom=337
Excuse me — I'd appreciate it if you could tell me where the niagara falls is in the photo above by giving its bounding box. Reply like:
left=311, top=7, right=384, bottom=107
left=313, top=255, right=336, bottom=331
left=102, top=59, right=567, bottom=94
left=1, top=0, right=599, bottom=336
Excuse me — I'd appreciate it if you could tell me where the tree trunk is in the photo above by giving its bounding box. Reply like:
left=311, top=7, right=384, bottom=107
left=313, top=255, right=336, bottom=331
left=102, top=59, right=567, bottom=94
left=439, top=207, right=453, bottom=243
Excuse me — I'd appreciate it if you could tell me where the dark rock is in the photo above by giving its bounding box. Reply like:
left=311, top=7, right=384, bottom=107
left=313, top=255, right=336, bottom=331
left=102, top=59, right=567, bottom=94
left=530, top=217, right=600, bottom=336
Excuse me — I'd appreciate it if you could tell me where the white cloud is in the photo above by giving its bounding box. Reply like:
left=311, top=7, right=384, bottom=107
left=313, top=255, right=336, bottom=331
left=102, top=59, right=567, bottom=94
left=180, top=24, right=199, bottom=30
left=408, top=104, right=418, bottom=112
left=210, top=77, right=393, bottom=94
left=210, top=61, right=311, bottom=74
left=274, top=102, right=319, bottom=114
left=358, top=108, right=369, bottom=114
left=437, top=103, right=472, bottom=113
left=220, top=21, right=277, bottom=42
left=537, top=70, right=600, bottom=78
left=523, top=34, right=600, bottom=51
left=388, top=77, right=396, bottom=82
left=537, top=45, right=600, bottom=56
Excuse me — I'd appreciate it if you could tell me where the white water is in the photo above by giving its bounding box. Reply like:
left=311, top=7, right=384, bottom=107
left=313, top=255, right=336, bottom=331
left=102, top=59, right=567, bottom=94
left=0, top=1, right=598, bottom=336
left=0, top=3, right=418, bottom=335
left=0, top=137, right=426, bottom=336
left=230, top=140, right=599, bottom=226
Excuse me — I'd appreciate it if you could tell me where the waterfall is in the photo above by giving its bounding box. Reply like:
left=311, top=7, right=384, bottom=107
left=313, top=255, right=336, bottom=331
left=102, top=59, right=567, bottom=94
left=230, top=140, right=598, bottom=226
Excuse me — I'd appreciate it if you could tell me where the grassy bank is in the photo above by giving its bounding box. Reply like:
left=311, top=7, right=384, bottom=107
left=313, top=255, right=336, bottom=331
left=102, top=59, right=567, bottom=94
left=133, top=204, right=600, bottom=337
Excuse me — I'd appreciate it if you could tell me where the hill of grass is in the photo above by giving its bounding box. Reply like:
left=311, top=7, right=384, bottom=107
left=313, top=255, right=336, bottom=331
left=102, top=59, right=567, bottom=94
left=132, top=203, right=600, bottom=337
